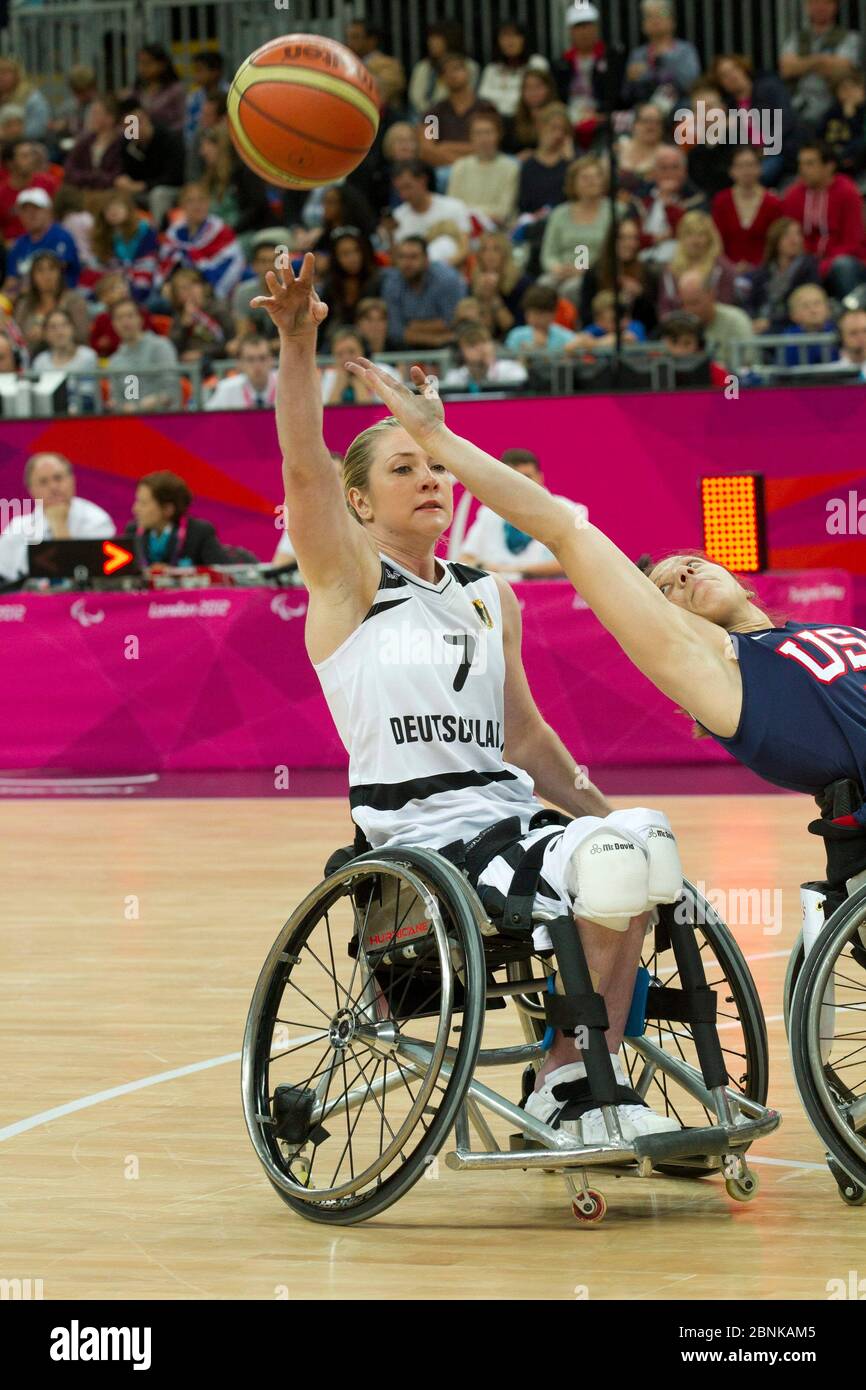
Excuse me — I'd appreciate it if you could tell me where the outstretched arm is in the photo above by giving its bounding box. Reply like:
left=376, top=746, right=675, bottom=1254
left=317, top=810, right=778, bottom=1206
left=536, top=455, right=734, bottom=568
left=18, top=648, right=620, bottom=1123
left=345, top=359, right=741, bottom=733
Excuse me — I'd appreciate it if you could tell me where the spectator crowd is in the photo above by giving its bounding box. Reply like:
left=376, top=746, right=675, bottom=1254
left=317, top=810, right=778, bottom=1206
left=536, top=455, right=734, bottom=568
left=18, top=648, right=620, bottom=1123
left=2, top=0, right=866, bottom=412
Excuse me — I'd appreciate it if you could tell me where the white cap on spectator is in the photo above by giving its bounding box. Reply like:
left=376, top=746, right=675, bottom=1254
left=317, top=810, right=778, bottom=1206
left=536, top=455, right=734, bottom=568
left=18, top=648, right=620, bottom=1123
left=566, top=2, right=600, bottom=23
left=15, top=187, right=52, bottom=210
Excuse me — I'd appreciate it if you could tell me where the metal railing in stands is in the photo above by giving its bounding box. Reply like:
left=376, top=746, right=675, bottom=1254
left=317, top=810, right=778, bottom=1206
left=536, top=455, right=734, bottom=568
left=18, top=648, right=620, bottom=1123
left=7, top=362, right=203, bottom=416
left=726, top=331, right=842, bottom=375
left=5, top=2, right=866, bottom=105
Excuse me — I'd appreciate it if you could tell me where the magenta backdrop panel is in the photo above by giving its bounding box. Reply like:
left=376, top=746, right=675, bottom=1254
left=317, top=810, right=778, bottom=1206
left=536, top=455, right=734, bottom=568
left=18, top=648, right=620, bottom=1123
left=1, top=388, right=865, bottom=587
left=0, top=572, right=851, bottom=774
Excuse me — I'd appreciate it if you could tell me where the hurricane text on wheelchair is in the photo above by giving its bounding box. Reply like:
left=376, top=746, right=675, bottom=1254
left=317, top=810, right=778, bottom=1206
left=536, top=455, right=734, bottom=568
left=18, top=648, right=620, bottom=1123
left=49, top=1321, right=152, bottom=1370
left=674, top=881, right=783, bottom=935
left=674, top=100, right=783, bottom=158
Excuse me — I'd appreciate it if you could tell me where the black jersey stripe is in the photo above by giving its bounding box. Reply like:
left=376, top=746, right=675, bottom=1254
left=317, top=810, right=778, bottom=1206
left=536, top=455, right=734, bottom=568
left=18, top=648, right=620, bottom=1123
left=362, top=595, right=412, bottom=623
left=449, top=561, right=488, bottom=586
left=350, top=767, right=519, bottom=812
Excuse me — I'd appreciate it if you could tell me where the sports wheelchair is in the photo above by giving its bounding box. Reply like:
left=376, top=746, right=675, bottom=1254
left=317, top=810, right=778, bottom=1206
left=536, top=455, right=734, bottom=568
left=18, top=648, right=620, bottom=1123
left=242, top=812, right=781, bottom=1225
left=783, top=780, right=866, bottom=1207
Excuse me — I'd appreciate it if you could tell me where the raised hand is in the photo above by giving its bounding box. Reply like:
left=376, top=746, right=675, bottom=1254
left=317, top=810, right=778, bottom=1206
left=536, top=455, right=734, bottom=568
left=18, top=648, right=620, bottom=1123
left=345, top=360, right=446, bottom=447
left=249, top=252, right=329, bottom=339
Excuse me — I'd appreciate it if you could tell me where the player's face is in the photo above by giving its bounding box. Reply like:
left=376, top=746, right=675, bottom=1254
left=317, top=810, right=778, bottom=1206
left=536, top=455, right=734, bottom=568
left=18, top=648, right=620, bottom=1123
left=649, top=555, right=744, bottom=624
left=365, top=429, right=454, bottom=537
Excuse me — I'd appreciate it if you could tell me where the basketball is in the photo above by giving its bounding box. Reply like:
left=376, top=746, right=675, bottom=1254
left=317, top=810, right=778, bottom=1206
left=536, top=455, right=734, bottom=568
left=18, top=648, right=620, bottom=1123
left=226, top=34, right=380, bottom=191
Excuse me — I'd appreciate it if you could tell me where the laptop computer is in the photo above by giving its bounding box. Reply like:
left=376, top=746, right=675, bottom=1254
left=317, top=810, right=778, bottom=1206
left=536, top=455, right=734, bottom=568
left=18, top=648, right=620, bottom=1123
left=28, top=538, right=142, bottom=581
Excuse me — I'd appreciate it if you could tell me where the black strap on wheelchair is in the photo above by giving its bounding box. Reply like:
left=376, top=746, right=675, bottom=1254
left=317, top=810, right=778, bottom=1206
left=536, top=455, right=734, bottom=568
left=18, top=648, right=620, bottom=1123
left=644, top=984, right=717, bottom=1025
left=809, top=778, right=866, bottom=892
left=544, top=991, right=609, bottom=1031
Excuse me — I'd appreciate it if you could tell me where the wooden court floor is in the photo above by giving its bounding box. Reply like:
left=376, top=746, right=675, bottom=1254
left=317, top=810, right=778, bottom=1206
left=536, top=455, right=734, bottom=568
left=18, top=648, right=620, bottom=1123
left=1, top=794, right=863, bottom=1302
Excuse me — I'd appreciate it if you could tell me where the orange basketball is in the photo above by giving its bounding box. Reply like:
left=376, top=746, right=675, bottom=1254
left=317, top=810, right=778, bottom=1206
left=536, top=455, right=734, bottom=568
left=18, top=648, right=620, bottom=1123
left=227, top=34, right=380, bottom=191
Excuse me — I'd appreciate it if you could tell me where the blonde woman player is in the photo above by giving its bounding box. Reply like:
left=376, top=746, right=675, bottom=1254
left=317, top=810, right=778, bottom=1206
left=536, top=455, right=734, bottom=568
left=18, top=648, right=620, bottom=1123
left=253, top=253, right=686, bottom=1145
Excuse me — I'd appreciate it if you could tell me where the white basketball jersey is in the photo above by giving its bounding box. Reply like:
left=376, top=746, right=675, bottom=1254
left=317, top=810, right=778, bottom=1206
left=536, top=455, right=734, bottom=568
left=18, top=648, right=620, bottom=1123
left=313, top=554, right=543, bottom=849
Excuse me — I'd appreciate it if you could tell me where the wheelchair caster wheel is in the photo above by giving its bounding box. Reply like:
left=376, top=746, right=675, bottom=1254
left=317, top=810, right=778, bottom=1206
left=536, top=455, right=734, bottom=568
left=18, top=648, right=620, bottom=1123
left=725, top=1171, right=759, bottom=1202
left=828, top=1158, right=866, bottom=1206
left=571, top=1190, right=606, bottom=1223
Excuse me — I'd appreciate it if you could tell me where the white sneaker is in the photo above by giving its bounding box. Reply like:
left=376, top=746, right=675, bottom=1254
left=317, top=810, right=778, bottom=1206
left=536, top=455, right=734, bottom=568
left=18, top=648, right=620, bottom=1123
left=523, top=1057, right=681, bottom=1145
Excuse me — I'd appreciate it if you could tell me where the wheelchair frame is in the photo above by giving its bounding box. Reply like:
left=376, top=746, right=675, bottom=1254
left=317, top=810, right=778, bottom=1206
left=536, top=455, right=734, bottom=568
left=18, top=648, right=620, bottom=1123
left=242, top=845, right=781, bottom=1224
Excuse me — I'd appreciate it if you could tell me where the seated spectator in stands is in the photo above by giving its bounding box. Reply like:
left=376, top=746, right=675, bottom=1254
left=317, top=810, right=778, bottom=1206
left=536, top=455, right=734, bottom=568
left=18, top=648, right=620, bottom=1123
left=782, top=141, right=866, bottom=297
left=205, top=335, right=277, bottom=412
left=13, top=249, right=89, bottom=354
left=355, top=296, right=391, bottom=356
left=517, top=102, right=573, bottom=215
left=380, top=235, right=464, bottom=348
left=423, top=53, right=497, bottom=179
left=380, top=122, right=419, bottom=196
left=199, top=125, right=273, bottom=235
left=319, top=227, right=383, bottom=344
left=0, top=332, right=20, bottom=373
left=157, top=183, right=245, bottom=300
left=711, top=147, right=783, bottom=271
left=459, top=447, right=575, bottom=578
left=31, top=307, right=98, bottom=411
left=409, top=22, right=479, bottom=119
left=710, top=54, right=798, bottom=187
left=675, top=80, right=735, bottom=201
left=200, top=91, right=228, bottom=137
left=0, top=138, right=58, bottom=242
left=391, top=159, right=471, bottom=266
left=835, top=306, right=866, bottom=371
left=272, top=451, right=344, bottom=569
left=0, top=103, right=24, bottom=145
left=819, top=71, right=866, bottom=179
left=622, top=0, right=701, bottom=112
left=108, top=297, right=181, bottom=413
left=677, top=268, right=753, bottom=369
left=640, top=144, right=708, bottom=263
left=507, top=67, right=561, bottom=158
left=0, top=57, right=50, bottom=141
left=0, top=450, right=114, bottom=583
left=123, top=470, right=227, bottom=567
left=345, top=17, right=386, bottom=69
left=228, top=231, right=285, bottom=351
left=552, top=3, right=606, bottom=149
left=657, top=310, right=730, bottom=385
left=782, top=282, right=838, bottom=365
left=185, top=51, right=228, bottom=148
left=131, top=43, right=186, bottom=134
left=321, top=326, right=400, bottom=404
left=505, top=284, right=578, bottom=354
left=745, top=217, right=821, bottom=332
left=46, top=65, right=98, bottom=148
left=115, top=102, right=186, bottom=227
left=540, top=155, right=614, bottom=302
left=89, top=272, right=155, bottom=356
left=63, top=94, right=124, bottom=195
left=447, top=111, right=518, bottom=227
left=298, top=181, right=377, bottom=263
left=658, top=211, right=738, bottom=318
left=3, top=189, right=80, bottom=296
left=86, top=190, right=159, bottom=302
left=470, top=230, right=533, bottom=337
left=164, top=266, right=232, bottom=366
left=616, top=104, right=667, bottom=194
left=367, top=53, right=411, bottom=126
left=441, top=323, right=528, bottom=392
left=573, top=290, right=648, bottom=347
left=778, top=0, right=861, bottom=134
left=478, top=21, right=549, bottom=119
left=579, top=215, right=659, bottom=335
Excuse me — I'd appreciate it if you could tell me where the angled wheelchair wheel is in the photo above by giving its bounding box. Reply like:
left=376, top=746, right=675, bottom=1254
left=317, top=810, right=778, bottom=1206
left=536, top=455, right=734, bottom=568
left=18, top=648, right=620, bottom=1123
left=789, top=885, right=866, bottom=1193
left=242, top=848, right=486, bottom=1224
left=783, top=930, right=805, bottom=1041
left=624, top=880, right=769, bottom=1175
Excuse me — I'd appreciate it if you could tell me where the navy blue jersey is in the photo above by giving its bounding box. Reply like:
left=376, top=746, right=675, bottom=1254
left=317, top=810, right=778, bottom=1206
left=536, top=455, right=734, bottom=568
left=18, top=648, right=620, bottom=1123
left=709, top=621, right=866, bottom=827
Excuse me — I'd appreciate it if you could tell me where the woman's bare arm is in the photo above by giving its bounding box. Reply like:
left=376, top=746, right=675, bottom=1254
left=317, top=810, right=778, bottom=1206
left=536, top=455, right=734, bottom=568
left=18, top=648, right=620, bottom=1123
left=345, top=358, right=742, bottom=733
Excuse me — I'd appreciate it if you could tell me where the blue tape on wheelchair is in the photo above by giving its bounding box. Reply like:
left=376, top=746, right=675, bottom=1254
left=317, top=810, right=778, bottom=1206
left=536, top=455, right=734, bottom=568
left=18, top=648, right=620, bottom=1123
left=541, top=975, right=556, bottom=1051
left=625, top=966, right=651, bottom=1039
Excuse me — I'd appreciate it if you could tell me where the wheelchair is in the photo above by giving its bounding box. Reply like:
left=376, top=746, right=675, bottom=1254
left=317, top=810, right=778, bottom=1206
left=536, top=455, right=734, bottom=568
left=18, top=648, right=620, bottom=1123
left=242, top=813, right=781, bottom=1226
left=783, top=779, right=866, bottom=1207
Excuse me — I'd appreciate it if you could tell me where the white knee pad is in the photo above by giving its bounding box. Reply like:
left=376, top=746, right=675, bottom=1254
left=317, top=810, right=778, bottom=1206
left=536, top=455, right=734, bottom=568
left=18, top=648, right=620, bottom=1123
left=560, top=817, right=650, bottom=932
left=606, top=808, right=683, bottom=905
